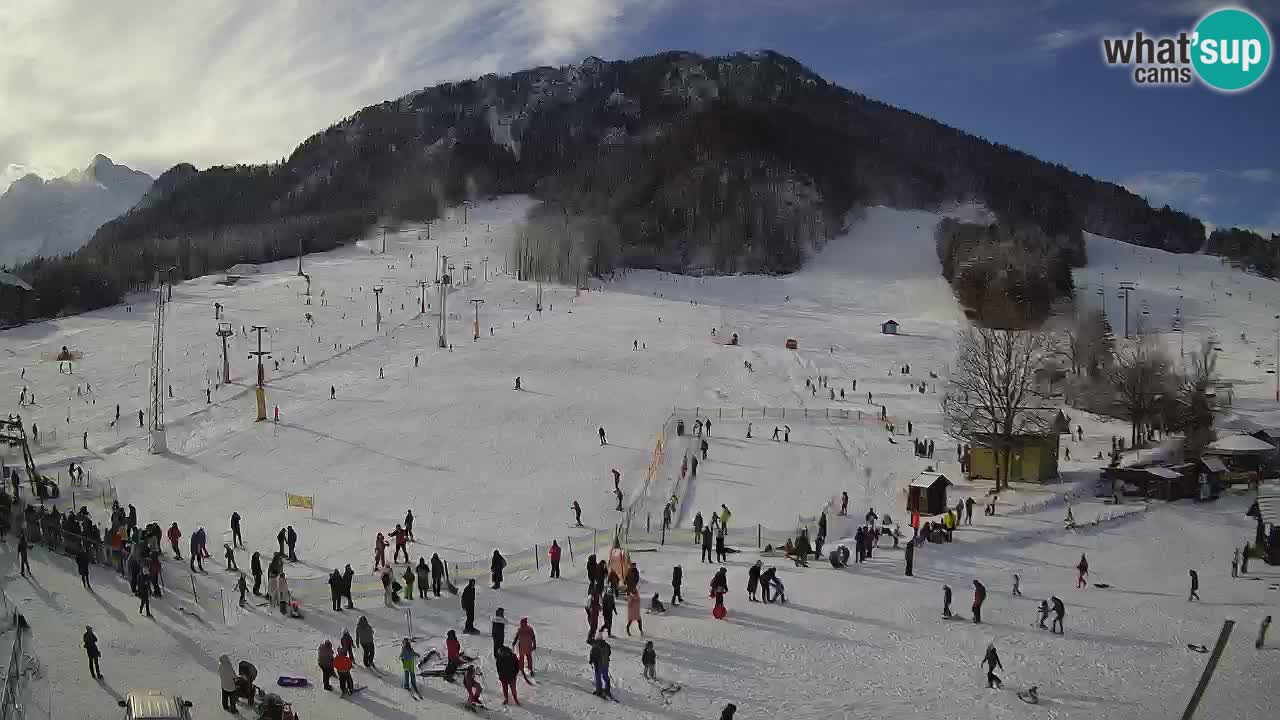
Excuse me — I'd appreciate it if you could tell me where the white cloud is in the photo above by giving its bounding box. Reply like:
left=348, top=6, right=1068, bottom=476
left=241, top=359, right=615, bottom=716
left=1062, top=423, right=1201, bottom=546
left=1237, top=168, right=1276, bottom=183
left=1121, top=170, right=1209, bottom=208
left=0, top=0, right=663, bottom=178
left=1035, top=22, right=1121, bottom=52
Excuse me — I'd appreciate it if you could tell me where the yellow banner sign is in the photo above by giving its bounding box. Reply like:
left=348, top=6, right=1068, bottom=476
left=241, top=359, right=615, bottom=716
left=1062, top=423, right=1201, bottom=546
left=286, top=493, right=314, bottom=510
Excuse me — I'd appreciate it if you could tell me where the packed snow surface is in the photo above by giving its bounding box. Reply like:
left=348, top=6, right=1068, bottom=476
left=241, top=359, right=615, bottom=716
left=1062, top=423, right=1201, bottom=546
left=1, top=198, right=1276, bottom=720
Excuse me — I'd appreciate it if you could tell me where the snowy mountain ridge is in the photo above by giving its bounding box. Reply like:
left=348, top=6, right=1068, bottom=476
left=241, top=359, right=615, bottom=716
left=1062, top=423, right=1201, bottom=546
left=0, top=154, right=152, bottom=267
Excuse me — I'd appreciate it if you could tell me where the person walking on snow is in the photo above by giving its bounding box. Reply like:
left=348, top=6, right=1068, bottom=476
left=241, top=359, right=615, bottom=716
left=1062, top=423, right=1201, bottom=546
left=747, top=561, right=762, bottom=601
left=965, top=497, right=975, bottom=525
left=586, top=592, right=601, bottom=642
left=642, top=641, right=657, bottom=680
left=219, top=655, right=239, bottom=712
left=972, top=580, right=987, bottom=624
left=720, top=504, right=732, bottom=531
left=329, top=570, right=344, bottom=611
left=462, top=579, right=478, bottom=633
left=342, top=564, right=355, bottom=608
left=701, top=438, right=709, bottom=460
left=571, top=501, right=583, bottom=527
left=1076, top=554, right=1089, bottom=588
left=701, top=526, right=714, bottom=563
left=400, top=639, right=421, bottom=694
left=189, top=531, right=204, bottom=572
left=250, top=552, right=263, bottom=596
left=286, top=525, right=298, bottom=562
left=390, top=524, right=409, bottom=563
left=230, top=512, right=243, bottom=548
left=495, top=645, right=521, bottom=705
left=601, top=591, right=616, bottom=637
left=318, top=640, right=336, bottom=691
left=672, top=565, right=683, bottom=605
left=430, top=553, right=445, bottom=596
left=1012, top=573, right=1022, bottom=596
left=402, top=565, right=416, bottom=599
left=590, top=638, right=613, bottom=699
left=1232, top=547, right=1239, bottom=578
left=549, top=540, right=562, bottom=579
left=599, top=427, right=607, bottom=445
left=491, top=550, right=506, bottom=589
left=373, top=533, right=388, bottom=569
left=981, top=643, right=1003, bottom=688
left=1258, top=615, right=1272, bottom=649
left=1188, top=570, right=1200, bottom=601
left=1051, top=596, right=1065, bottom=634
left=334, top=647, right=355, bottom=696
left=404, top=509, right=415, bottom=542
left=235, top=573, right=248, bottom=607
left=626, top=590, right=644, bottom=636
left=513, top=617, right=537, bottom=677
left=1037, top=599, right=1049, bottom=629
left=276, top=527, right=287, bottom=556
left=224, top=544, right=238, bottom=572
left=942, top=585, right=953, bottom=618
left=84, top=626, right=102, bottom=679
left=415, top=558, right=430, bottom=598
left=356, top=616, right=375, bottom=667
left=167, top=522, right=182, bottom=560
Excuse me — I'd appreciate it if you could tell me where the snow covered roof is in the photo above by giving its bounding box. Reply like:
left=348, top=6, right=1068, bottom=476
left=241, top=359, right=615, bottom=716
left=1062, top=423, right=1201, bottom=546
left=910, top=472, right=951, bottom=488
left=0, top=271, right=32, bottom=291
left=226, top=263, right=261, bottom=275
left=1199, top=457, right=1228, bottom=473
left=1144, top=466, right=1183, bottom=479
left=1257, top=493, right=1280, bottom=526
left=1206, top=434, right=1277, bottom=455
left=882, top=319, right=898, bottom=326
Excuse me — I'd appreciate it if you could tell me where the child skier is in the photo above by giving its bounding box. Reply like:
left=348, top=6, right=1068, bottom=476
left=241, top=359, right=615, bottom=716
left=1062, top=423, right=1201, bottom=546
left=642, top=641, right=657, bottom=680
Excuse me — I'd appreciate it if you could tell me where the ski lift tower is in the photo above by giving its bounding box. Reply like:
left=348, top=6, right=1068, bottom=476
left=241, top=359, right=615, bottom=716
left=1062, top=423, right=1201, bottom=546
left=438, top=255, right=451, bottom=348
left=148, top=266, right=176, bottom=454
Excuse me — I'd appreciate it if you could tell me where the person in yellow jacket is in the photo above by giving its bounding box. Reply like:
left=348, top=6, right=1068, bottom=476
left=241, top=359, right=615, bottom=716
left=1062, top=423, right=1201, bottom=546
left=719, top=504, right=732, bottom=532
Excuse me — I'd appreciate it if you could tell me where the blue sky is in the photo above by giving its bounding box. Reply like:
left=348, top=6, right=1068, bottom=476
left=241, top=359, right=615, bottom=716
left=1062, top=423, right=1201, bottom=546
left=2, top=0, right=1276, bottom=234
left=618, top=0, right=1280, bottom=233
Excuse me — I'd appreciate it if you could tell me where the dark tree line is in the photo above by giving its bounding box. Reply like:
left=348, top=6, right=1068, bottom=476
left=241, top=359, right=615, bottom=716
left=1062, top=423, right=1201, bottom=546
left=936, top=218, right=1078, bottom=328
left=5, top=50, right=1211, bottom=323
left=1206, top=227, right=1280, bottom=277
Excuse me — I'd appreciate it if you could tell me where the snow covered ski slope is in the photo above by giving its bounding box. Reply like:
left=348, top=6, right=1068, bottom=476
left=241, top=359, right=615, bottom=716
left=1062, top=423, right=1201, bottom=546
left=1, top=198, right=1277, bottom=720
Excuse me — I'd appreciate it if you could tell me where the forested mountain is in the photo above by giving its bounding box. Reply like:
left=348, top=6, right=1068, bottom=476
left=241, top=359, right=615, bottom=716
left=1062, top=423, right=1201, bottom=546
left=7, top=50, right=1207, bottom=321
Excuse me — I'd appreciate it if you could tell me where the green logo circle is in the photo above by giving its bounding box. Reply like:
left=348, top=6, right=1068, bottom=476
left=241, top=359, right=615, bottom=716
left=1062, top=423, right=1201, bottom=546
left=1192, top=8, right=1272, bottom=92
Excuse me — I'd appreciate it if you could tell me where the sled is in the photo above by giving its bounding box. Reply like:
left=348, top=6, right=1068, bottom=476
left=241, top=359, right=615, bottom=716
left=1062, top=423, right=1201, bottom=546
left=1187, top=644, right=1209, bottom=653
left=276, top=676, right=311, bottom=688
left=712, top=605, right=727, bottom=620
left=1017, top=687, right=1039, bottom=705
left=1093, top=583, right=1112, bottom=589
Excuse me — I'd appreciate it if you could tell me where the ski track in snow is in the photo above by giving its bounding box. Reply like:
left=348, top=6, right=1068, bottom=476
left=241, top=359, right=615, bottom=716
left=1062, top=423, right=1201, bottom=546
left=1, top=199, right=1278, bottom=719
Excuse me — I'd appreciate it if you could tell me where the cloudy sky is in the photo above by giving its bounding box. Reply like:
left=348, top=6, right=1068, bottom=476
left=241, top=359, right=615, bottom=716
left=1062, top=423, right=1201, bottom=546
left=1, top=0, right=1277, bottom=232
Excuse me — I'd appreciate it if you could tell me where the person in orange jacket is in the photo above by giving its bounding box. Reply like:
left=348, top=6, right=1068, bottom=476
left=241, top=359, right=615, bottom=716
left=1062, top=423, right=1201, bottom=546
left=548, top=541, right=562, bottom=579
left=334, top=647, right=355, bottom=695
left=512, top=618, right=537, bottom=678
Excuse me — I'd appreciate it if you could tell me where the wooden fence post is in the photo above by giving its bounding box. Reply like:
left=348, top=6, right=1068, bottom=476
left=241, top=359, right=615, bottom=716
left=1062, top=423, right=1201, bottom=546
left=567, top=537, right=574, bottom=564
left=535, top=544, right=539, bottom=571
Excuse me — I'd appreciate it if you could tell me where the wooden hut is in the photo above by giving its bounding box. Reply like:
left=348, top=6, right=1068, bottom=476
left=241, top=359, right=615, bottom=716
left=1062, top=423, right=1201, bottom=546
left=907, top=472, right=951, bottom=516
left=880, top=319, right=899, bottom=335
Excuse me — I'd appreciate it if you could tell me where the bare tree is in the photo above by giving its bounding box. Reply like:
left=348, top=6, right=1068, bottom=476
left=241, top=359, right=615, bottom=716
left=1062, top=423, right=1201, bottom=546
left=943, top=326, right=1054, bottom=491
left=1108, top=333, right=1174, bottom=447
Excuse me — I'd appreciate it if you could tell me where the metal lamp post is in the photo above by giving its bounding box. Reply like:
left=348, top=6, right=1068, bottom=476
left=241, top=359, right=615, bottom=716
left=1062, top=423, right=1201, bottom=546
left=373, top=285, right=384, bottom=331
left=216, top=322, right=234, bottom=384
left=471, top=299, right=484, bottom=341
